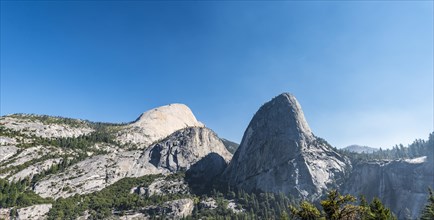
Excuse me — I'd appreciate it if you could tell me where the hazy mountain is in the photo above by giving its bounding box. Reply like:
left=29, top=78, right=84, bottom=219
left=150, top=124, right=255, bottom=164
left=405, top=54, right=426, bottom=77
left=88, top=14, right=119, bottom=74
left=343, top=144, right=379, bottom=153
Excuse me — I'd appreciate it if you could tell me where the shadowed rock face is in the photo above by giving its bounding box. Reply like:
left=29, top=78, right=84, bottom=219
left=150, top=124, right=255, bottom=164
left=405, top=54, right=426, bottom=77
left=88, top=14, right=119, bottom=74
left=224, top=93, right=351, bottom=201
left=146, top=127, right=232, bottom=172
left=186, top=153, right=228, bottom=194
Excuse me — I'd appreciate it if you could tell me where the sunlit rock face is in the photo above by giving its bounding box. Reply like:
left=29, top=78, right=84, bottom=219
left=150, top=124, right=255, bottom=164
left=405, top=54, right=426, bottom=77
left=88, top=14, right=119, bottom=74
left=34, top=126, right=232, bottom=199
left=224, top=93, right=351, bottom=201
left=116, top=103, right=205, bottom=147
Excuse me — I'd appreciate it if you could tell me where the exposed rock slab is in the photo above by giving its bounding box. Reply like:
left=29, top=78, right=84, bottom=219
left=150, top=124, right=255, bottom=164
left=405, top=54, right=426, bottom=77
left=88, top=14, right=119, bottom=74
left=2, top=146, right=55, bottom=168
left=200, top=198, right=217, bottom=210
left=1, top=115, right=93, bottom=138
left=144, top=177, right=189, bottom=197
left=145, top=126, right=231, bottom=171
left=16, top=204, right=52, bottom=220
left=0, top=208, right=10, bottom=220
left=130, top=198, right=194, bottom=220
left=0, top=145, right=18, bottom=163
left=163, top=198, right=194, bottom=219
left=116, top=104, right=204, bottom=146
left=9, top=158, right=63, bottom=182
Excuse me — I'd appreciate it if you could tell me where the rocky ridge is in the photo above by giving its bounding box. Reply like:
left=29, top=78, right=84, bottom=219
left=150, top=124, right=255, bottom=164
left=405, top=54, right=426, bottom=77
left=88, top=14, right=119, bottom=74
left=1, top=94, right=432, bottom=219
left=33, top=126, right=230, bottom=199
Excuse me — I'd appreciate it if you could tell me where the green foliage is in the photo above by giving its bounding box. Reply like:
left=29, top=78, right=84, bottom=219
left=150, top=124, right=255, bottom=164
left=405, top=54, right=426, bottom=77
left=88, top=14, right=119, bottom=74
left=320, top=190, right=363, bottom=220
left=46, top=173, right=197, bottom=219
left=420, top=188, right=434, bottom=220
left=363, top=197, right=396, bottom=220
left=0, top=123, right=124, bottom=179
left=290, top=201, right=321, bottom=220
left=0, top=172, right=399, bottom=220
left=0, top=178, right=52, bottom=208
left=190, top=189, right=295, bottom=219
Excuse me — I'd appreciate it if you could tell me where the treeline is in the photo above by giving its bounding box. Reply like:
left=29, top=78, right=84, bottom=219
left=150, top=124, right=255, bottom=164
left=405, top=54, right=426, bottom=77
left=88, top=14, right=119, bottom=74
left=193, top=188, right=434, bottom=220
left=340, top=132, right=434, bottom=162
left=8, top=114, right=128, bottom=128
left=1, top=124, right=119, bottom=152
left=291, top=190, right=396, bottom=220
left=17, top=127, right=119, bottom=150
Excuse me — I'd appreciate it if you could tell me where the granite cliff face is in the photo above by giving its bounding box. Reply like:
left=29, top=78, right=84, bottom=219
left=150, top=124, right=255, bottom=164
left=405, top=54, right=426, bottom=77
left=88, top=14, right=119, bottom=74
left=1, top=94, right=432, bottom=219
left=343, top=156, right=434, bottom=219
left=1, top=104, right=231, bottom=200
left=224, top=93, right=351, bottom=201
left=116, top=103, right=204, bottom=147
left=33, top=126, right=231, bottom=199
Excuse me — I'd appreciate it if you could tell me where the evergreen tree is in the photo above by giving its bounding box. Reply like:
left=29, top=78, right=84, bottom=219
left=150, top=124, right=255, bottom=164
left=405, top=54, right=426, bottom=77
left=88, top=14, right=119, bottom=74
left=289, top=201, right=321, bottom=220
left=364, top=197, right=396, bottom=220
left=320, top=190, right=362, bottom=220
left=420, top=188, right=434, bottom=220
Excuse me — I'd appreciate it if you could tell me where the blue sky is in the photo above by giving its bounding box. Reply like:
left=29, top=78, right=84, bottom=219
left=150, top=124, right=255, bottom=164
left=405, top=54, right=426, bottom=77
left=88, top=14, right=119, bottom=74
left=1, top=1, right=432, bottom=149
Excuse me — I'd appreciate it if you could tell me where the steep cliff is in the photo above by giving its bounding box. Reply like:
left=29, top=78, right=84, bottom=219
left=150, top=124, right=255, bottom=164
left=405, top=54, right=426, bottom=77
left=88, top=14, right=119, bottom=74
left=343, top=156, right=434, bottom=219
left=224, top=93, right=351, bottom=201
left=34, top=126, right=231, bottom=198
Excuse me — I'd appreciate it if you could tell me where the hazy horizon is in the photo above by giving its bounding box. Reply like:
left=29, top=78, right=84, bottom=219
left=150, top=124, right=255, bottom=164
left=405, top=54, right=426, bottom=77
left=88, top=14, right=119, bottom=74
left=1, top=1, right=433, bottom=149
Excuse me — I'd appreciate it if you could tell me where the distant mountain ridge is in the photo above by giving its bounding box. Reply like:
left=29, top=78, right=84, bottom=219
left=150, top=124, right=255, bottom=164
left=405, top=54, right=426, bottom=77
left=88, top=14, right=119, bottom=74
left=343, top=144, right=378, bottom=153
left=1, top=94, right=433, bottom=219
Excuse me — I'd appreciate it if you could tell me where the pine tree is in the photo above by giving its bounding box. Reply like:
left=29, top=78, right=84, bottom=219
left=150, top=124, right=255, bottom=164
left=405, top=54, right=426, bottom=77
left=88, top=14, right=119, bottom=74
left=365, top=197, right=396, bottom=220
left=420, top=188, right=434, bottom=220
left=289, top=201, right=321, bottom=220
left=320, top=190, right=363, bottom=220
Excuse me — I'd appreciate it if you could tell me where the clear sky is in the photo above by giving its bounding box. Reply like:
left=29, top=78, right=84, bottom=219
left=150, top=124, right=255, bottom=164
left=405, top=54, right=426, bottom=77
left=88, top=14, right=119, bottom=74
left=1, top=1, right=433, bottom=149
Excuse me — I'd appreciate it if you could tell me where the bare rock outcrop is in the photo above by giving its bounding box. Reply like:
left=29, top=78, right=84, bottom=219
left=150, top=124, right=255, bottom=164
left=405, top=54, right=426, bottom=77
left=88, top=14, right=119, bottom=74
left=35, top=126, right=231, bottom=199
left=224, top=93, right=351, bottom=201
left=116, top=104, right=204, bottom=146
left=132, top=177, right=189, bottom=197
left=0, top=145, right=18, bottom=163
left=0, top=115, right=93, bottom=138
left=16, top=204, right=52, bottom=220
left=128, top=198, right=194, bottom=220
left=145, top=127, right=231, bottom=171
left=163, top=198, right=194, bottom=219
